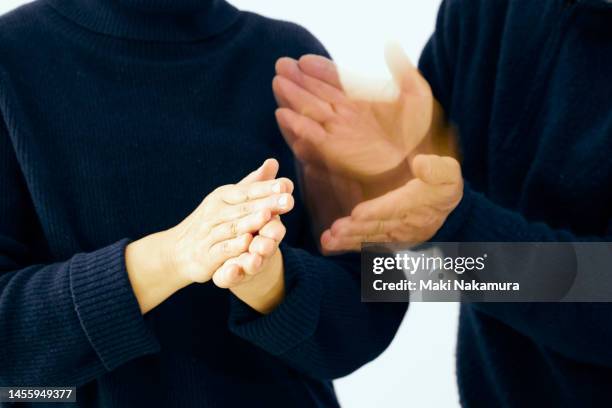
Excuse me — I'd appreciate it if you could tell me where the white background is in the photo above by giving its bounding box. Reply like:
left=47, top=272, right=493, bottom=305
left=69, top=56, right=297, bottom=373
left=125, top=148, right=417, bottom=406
left=0, top=1, right=459, bottom=407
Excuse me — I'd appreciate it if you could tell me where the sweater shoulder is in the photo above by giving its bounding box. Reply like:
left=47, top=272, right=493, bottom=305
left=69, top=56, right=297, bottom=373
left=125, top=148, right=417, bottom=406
left=436, top=0, right=511, bottom=45
left=0, top=2, right=55, bottom=72
left=238, top=12, right=329, bottom=58
left=0, top=2, right=50, bottom=43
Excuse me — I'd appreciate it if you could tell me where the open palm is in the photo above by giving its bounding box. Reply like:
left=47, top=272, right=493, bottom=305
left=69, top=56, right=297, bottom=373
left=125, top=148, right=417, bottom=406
left=273, top=44, right=433, bottom=180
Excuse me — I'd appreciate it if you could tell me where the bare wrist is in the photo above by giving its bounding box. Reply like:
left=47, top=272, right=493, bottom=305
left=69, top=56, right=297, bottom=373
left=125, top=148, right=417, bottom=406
left=230, top=249, right=285, bottom=314
left=125, top=229, right=191, bottom=314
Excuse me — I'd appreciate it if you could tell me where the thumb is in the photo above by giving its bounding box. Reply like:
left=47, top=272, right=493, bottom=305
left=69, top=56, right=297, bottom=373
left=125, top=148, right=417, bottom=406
left=385, top=42, right=421, bottom=94
left=411, top=154, right=462, bottom=185
left=238, top=158, right=279, bottom=185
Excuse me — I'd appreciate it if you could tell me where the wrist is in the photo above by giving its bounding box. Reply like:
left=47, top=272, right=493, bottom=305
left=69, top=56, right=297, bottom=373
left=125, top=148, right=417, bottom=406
left=230, top=249, right=285, bottom=314
left=125, top=230, right=191, bottom=314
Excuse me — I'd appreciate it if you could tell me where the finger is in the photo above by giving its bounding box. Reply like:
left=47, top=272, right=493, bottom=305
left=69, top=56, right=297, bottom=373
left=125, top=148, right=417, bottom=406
left=321, top=229, right=389, bottom=253
left=238, top=158, right=279, bottom=185
left=276, top=57, right=346, bottom=105
left=298, top=54, right=343, bottom=90
left=235, top=252, right=264, bottom=276
left=258, top=217, right=287, bottom=242
left=209, top=233, right=253, bottom=271
left=272, top=76, right=335, bottom=123
left=276, top=107, right=301, bottom=148
left=209, top=210, right=272, bottom=244
left=351, top=182, right=417, bottom=221
left=354, top=178, right=461, bottom=221
left=275, top=108, right=328, bottom=163
left=411, top=154, right=462, bottom=185
left=217, top=193, right=295, bottom=222
left=329, top=217, right=403, bottom=238
left=212, top=260, right=245, bottom=289
left=273, top=57, right=297, bottom=108
left=384, top=42, right=421, bottom=94
left=222, top=178, right=294, bottom=204
left=275, top=57, right=303, bottom=89
left=249, top=235, right=279, bottom=258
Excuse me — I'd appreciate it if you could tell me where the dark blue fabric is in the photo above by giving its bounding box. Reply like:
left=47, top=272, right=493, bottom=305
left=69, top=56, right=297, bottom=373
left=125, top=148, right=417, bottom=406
left=0, top=1, right=406, bottom=406
left=419, top=0, right=612, bottom=407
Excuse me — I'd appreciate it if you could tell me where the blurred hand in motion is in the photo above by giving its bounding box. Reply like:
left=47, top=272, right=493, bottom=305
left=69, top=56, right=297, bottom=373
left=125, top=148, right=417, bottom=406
left=273, top=44, right=437, bottom=182
left=321, top=154, right=463, bottom=253
left=272, top=45, right=461, bottom=252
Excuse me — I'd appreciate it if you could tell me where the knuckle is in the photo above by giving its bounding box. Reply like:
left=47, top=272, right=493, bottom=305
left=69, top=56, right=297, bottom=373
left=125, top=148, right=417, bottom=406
left=278, top=223, right=287, bottom=236
left=274, top=226, right=287, bottom=241
left=323, top=120, right=341, bottom=135
left=257, top=211, right=268, bottom=223
left=214, top=185, right=230, bottom=196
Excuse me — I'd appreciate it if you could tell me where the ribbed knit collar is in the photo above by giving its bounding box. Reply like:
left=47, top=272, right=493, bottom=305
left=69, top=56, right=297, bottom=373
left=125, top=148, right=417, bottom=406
left=45, top=0, right=240, bottom=42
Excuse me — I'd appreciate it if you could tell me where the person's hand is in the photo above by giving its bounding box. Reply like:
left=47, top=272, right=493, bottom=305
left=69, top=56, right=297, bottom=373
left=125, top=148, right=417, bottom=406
left=209, top=161, right=294, bottom=313
left=320, top=155, right=463, bottom=253
left=125, top=159, right=295, bottom=314
left=166, top=160, right=294, bottom=285
left=273, top=44, right=434, bottom=181
left=212, top=214, right=288, bottom=314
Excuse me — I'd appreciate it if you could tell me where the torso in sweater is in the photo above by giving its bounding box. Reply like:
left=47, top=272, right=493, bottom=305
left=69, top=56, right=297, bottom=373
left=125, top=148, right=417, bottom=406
left=0, top=1, right=337, bottom=406
left=419, top=0, right=612, bottom=407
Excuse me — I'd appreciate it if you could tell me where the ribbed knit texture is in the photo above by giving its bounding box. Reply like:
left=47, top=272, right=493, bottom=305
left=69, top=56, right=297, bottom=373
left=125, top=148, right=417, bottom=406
left=228, top=245, right=323, bottom=356
left=0, top=1, right=406, bottom=407
left=69, top=239, right=160, bottom=372
left=421, top=1, right=612, bottom=407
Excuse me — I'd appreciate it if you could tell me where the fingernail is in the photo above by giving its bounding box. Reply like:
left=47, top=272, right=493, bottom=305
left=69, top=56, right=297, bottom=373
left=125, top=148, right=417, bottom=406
left=278, top=195, right=289, bottom=208
left=272, top=182, right=282, bottom=193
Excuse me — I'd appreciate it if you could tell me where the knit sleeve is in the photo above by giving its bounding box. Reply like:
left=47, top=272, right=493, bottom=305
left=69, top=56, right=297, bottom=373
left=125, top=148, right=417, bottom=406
left=0, top=118, right=159, bottom=387
left=432, top=184, right=612, bottom=366
left=228, top=245, right=406, bottom=379
left=418, top=0, right=462, bottom=115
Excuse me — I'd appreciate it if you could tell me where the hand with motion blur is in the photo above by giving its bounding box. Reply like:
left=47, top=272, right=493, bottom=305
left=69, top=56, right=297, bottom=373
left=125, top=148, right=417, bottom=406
left=321, top=155, right=463, bottom=252
left=273, top=44, right=437, bottom=182
left=272, top=46, right=463, bottom=252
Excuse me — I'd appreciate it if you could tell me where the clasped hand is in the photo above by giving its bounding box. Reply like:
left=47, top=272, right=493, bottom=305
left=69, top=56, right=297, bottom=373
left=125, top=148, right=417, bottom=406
left=126, top=159, right=293, bottom=315
left=166, top=159, right=294, bottom=289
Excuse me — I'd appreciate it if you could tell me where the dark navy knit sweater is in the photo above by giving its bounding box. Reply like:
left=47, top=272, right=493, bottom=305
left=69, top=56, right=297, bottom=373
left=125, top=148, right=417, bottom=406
left=420, top=0, right=612, bottom=407
left=0, top=1, right=406, bottom=407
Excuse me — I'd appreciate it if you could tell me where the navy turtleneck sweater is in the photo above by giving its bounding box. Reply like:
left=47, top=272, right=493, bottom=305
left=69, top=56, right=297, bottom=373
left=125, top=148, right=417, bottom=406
left=420, top=0, right=612, bottom=407
left=0, top=1, right=406, bottom=407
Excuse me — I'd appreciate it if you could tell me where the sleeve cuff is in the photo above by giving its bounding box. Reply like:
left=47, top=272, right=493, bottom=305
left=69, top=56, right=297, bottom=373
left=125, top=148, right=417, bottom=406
left=228, top=245, right=323, bottom=356
left=69, top=239, right=160, bottom=371
left=430, top=182, right=476, bottom=242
